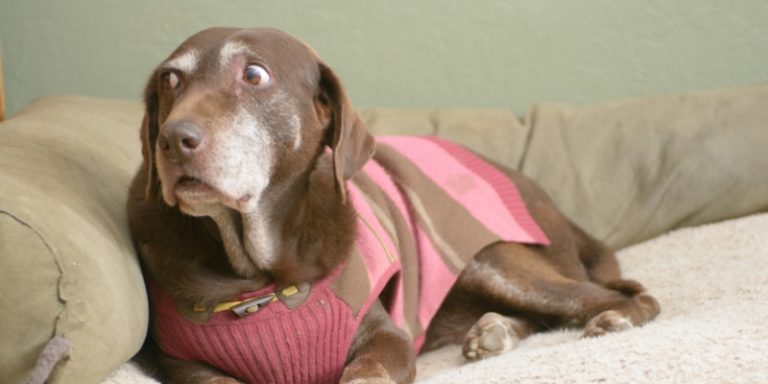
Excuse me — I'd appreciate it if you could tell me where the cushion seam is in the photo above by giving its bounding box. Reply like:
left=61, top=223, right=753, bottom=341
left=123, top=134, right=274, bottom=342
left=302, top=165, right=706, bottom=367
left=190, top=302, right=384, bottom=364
left=0, top=210, right=68, bottom=337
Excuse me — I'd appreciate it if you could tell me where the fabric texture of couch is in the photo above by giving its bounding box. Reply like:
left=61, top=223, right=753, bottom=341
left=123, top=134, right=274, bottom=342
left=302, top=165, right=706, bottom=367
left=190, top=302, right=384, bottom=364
left=1, top=84, right=767, bottom=383
left=0, top=98, right=147, bottom=384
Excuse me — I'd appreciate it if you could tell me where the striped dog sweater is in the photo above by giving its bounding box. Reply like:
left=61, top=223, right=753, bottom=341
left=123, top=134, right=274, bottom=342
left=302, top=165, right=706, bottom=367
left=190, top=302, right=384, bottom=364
left=150, top=136, right=549, bottom=383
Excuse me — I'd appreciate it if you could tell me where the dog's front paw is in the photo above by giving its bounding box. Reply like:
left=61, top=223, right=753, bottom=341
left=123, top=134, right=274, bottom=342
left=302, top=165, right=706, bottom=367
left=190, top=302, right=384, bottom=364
left=340, top=356, right=395, bottom=384
left=583, top=310, right=633, bottom=338
left=343, top=379, right=396, bottom=384
left=463, top=312, right=521, bottom=361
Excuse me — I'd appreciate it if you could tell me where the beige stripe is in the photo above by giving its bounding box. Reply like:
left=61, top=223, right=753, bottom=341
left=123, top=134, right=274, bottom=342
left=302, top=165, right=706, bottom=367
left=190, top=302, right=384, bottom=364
left=366, top=197, right=399, bottom=248
left=352, top=179, right=401, bottom=261
left=356, top=213, right=395, bottom=263
left=399, top=184, right=465, bottom=271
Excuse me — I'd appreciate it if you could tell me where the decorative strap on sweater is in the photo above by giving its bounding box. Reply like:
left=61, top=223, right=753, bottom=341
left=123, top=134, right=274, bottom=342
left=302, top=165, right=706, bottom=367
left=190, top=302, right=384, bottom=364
left=192, top=283, right=310, bottom=318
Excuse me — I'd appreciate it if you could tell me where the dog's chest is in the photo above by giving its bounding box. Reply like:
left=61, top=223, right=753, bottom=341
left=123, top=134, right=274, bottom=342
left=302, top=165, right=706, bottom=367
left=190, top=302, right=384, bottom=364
left=150, top=275, right=358, bottom=384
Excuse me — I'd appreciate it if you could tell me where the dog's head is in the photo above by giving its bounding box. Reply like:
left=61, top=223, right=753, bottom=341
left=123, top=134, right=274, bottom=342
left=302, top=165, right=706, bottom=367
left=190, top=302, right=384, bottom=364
left=140, top=27, right=374, bottom=216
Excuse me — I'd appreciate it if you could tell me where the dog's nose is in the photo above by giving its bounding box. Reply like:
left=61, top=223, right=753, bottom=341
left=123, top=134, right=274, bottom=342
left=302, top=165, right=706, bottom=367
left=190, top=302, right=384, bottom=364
left=159, top=121, right=205, bottom=164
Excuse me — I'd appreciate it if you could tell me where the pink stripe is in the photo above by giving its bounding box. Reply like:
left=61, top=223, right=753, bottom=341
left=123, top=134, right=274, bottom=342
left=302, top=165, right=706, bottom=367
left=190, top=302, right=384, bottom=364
left=346, top=183, right=399, bottom=299
left=361, top=160, right=459, bottom=338
left=414, top=228, right=458, bottom=329
left=358, top=161, right=409, bottom=328
left=377, top=136, right=549, bottom=245
left=412, top=334, right=426, bottom=353
left=426, top=137, right=550, bottom=245
left=352, top=262, right=400, bottom=326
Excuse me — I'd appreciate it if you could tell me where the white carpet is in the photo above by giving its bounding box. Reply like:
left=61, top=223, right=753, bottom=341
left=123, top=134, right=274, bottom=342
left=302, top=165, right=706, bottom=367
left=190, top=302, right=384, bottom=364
left=104, top=213, right=768, bottom=384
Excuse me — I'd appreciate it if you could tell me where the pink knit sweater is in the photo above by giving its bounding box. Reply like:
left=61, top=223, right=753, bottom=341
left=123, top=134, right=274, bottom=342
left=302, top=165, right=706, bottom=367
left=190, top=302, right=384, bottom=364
left=149, top=136, right=549, bottom=383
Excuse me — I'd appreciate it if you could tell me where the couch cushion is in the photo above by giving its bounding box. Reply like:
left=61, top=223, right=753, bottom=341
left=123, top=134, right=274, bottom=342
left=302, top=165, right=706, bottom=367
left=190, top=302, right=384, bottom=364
left=360, top=108, right=529, bottom=168
left=0, top=96, right=146, bottom=383
left=0, top=213, right=63, bottom=384
left=521, top=84, right=768, bottom=248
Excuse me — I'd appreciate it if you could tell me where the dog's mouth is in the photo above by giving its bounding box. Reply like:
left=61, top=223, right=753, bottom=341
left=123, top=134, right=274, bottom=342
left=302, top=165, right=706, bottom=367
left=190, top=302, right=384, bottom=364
left=174, top=176, right=219, bottom=203
left=172, top=175, right=256, bottom=212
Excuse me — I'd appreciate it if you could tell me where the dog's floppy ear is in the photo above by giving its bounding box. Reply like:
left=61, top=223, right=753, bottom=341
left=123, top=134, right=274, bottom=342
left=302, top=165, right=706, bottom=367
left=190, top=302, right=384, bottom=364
left=317, top=62, right=375, bottom=203
left=140, top=71, right=161, bottom=200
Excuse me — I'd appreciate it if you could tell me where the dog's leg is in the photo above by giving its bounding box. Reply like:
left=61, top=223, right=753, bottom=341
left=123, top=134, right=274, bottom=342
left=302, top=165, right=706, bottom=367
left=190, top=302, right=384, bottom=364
left=159, top=350, right=243, bottom=384
left=340, top=301, right=416, bottom=384
left=452, top=242, right=659, bottom=359
left=468, top=242, right=659, bottom=332
left=580, top=278, right=660, bottom=337
left=568, top=219, right=622, bottom=285
left=566, top=221, right=663, bottom=337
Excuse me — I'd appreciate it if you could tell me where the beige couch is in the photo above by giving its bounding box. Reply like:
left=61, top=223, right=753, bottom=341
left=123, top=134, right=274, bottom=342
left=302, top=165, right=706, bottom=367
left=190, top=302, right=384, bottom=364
left=2, top=85, right=767, bottom=383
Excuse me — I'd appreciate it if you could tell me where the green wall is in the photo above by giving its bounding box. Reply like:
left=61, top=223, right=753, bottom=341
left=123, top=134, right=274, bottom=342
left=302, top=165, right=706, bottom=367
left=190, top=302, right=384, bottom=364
left=1, top=1, right=767, bottom=117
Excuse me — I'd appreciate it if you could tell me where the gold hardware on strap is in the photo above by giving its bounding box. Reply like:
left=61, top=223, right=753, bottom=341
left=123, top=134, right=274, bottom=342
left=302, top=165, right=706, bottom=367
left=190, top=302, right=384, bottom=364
left=191, top=284, right=306, bottom=316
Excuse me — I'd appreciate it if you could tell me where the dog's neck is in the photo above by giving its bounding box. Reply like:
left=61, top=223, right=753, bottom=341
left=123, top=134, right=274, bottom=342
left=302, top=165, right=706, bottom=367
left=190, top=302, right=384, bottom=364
left=209, top=208, right=274, bottom=277
left=208, top=155, right=356, bottom=284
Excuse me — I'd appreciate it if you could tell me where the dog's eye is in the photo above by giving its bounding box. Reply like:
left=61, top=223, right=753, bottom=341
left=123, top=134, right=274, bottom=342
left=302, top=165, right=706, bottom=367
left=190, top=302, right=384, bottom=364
left=243, top=64, right=270, bottom=86
left=163, top=72, right=180, bottom=90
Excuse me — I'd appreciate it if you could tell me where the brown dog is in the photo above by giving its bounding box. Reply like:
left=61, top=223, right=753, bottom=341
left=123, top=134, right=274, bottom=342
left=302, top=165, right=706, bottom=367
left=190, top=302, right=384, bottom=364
left=128, top=27, right=659, bottom=384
